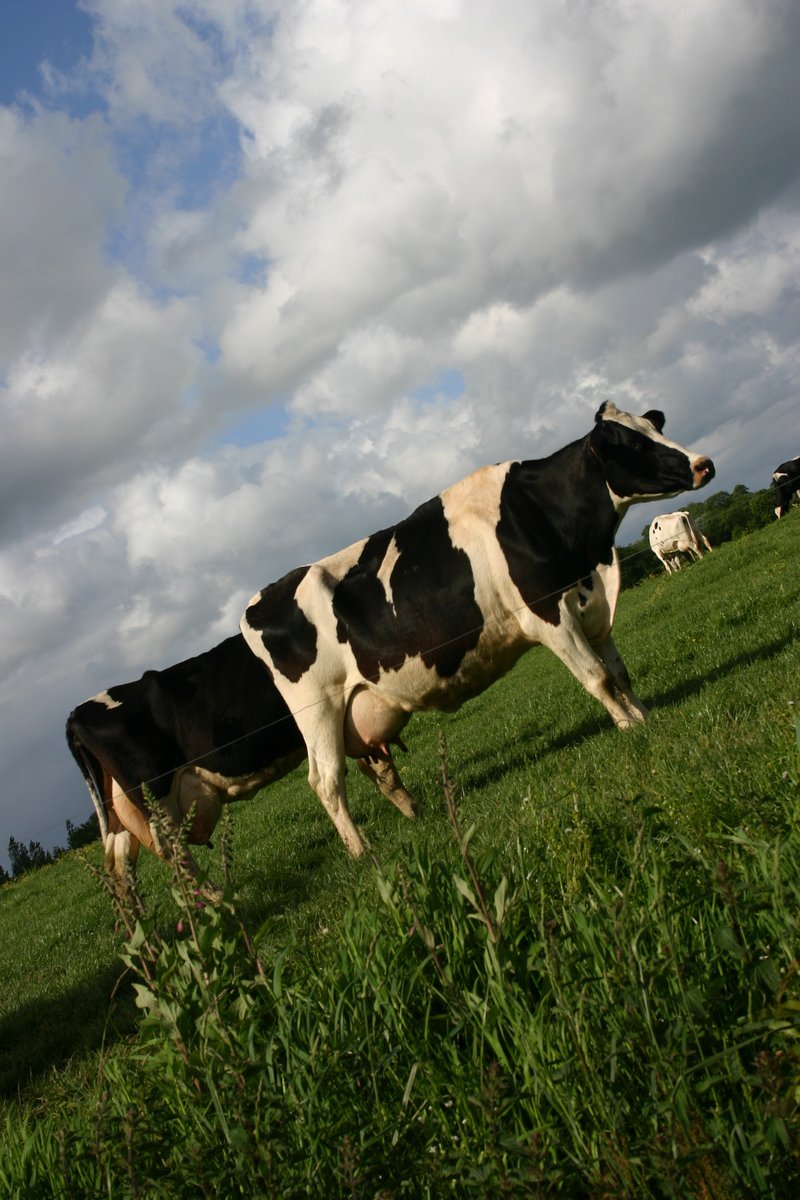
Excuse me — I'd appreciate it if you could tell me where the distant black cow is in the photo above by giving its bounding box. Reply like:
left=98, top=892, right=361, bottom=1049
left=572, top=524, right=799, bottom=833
left=241, top=402, right=715, bottom=857
left=67, top=634, right=414, bottom=889
left=772, top=457, right=800, bottom=518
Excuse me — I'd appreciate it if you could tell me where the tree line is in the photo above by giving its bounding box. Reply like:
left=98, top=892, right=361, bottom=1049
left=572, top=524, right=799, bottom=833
left=0, top=813, right=99, bottom=885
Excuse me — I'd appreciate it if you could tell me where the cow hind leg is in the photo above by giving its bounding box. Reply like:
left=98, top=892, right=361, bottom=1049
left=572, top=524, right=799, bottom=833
left=309, top=757, right=366, bottom=856
left=104, top=827, right=141, bottom=879
left=303, top=719, right=367, bottom=857
left=103, top=799, right=142, bottom=894
left=110, top=780, right=214, bottom=893
left=357, top=754, right=418, bottom=819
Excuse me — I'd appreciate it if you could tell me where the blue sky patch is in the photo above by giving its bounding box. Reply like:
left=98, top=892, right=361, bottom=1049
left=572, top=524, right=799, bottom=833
left=215, top=405, right=289, bottom=448
left=0, top=1, right=96, bottom=110
left=411, top=368, right=465, bottom=404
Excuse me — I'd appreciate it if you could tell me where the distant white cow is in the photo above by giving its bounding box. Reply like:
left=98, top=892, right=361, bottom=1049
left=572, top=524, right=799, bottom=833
left=649, top=511, right=712, bottom=575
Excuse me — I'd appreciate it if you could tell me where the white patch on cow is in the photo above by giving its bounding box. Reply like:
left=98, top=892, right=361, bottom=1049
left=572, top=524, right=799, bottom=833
left=376, top=535, right=401, bottom=612
left=91, top=690, right=122, bottom=709
left=441, top=462, right=511, bottom=614
left=313, top=535, right=370, bottom=582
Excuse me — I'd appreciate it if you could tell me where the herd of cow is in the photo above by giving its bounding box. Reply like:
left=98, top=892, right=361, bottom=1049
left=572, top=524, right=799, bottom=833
left=66, top=404, right=797, bottom=894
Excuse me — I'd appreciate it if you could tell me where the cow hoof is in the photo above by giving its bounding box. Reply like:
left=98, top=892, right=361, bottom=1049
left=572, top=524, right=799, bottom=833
left=198, top=879, right=224, bottom=903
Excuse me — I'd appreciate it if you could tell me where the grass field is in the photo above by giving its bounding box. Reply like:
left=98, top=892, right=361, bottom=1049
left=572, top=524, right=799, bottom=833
left=1, top=511, right=798, bottom=1196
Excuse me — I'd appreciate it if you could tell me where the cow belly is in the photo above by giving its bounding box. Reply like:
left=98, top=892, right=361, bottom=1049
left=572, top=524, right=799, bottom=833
left=356, top=623, right=532, bottom=718
left=171, top=751, right=306, bottom=842
left=187, top=751, right=306, bottom=801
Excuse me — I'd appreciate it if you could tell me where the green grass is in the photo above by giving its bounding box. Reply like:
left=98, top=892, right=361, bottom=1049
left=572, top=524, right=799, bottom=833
left=0, top=511, right=798, bottom=1195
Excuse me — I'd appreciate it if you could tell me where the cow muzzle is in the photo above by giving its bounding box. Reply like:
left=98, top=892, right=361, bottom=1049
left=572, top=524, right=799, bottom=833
left=691, top=456, right=715, bottom=489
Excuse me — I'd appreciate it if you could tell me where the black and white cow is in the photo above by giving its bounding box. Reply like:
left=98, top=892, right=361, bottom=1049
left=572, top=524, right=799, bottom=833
left=648, top=510, right=713, bottom=574
left=67, top=633, right=414, bottom=888
left=772, top=458, right=800, bottom=518
left=240, top=402, right=715, bottom=857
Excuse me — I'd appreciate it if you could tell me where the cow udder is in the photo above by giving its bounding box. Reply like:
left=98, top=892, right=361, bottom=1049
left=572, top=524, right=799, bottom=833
left=344, top=686, right=411, bottom=760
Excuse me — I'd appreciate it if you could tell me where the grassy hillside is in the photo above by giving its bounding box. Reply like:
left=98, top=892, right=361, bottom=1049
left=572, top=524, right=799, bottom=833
left=1, top=511, right=798, bottom=1195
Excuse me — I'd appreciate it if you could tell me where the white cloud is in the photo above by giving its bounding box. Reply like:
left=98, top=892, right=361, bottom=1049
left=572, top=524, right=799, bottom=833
left=688, top=211, right=800, bottom=322
left=0, top=105, right=122, bottom=360
left=291, top=325, right=432, bottom=419
left=0, top=281, right=203, bottom=541
left=52, top=505, right=107, bottom=546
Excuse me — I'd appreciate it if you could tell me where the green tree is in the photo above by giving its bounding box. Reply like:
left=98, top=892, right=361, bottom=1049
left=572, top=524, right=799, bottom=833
left=65, top=814, right=99, bottom=851
left=7, top=836, right=54, bottom=879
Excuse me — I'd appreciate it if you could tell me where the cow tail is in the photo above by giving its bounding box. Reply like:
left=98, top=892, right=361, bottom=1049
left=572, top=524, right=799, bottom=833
left=65, top=718, right=109, bottom=844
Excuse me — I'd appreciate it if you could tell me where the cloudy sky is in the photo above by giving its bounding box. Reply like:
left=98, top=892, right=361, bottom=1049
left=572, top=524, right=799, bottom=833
left=1, top=0, right=799, bottom=868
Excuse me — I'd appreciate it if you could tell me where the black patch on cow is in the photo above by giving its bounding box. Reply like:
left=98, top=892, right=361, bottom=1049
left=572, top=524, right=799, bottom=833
left=497, top=450, right=617, bottom=625
left=66, top=635, right=305, bottom=811
left=590, top=417, right=693, bottom=499
left=332, top=495, right=483, bottom=680
left=772, top=458, right=800, bottom=516
left=244, top=566, right=318, bottom=683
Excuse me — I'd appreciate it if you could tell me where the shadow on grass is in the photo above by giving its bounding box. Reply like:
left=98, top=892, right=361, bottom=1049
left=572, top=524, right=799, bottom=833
left=450, top=630, right=796, bottom=795
left=0, top=963, right=136, bottom=1099
left=0, top=830, right=345, bottom=1099
left=234, top=832, right=335, bottom=928
left=646, top=631, right=796, bottom=711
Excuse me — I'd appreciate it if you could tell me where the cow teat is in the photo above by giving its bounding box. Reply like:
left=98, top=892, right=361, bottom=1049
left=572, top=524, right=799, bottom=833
left=691, top=456, right=715, bottom=488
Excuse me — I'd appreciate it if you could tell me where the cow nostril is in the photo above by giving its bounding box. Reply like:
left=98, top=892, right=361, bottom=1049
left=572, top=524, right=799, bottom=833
left=692, top=456, right=714, bottom=481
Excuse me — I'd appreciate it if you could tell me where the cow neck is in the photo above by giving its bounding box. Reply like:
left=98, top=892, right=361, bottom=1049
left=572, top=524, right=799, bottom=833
left=494, top=434, right=620, bottom=627
left=515, top=433, right=620, bottom=566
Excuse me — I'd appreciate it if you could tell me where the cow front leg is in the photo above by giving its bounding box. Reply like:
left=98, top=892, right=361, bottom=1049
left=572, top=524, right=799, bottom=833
left=593, top=632, right=649, bottom=725
left=544, top=625, right=647, bottom=731
left=357, top=754, right=418, bottom=819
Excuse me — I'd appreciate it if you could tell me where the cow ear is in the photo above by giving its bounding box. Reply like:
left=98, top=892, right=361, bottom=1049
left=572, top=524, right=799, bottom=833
left=643, top=409, right=665, bottom=433
left=595, top=400, right=609, bottom=423
left=590, top=416, right=614, bottom=459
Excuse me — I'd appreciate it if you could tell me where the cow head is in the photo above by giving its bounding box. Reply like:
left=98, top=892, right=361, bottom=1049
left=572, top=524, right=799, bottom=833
left=590, top=401, right=714, bottom=508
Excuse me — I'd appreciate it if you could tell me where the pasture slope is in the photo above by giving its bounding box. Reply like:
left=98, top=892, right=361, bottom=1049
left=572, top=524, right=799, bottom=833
left=0, top=510, right=798, bottom=1197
